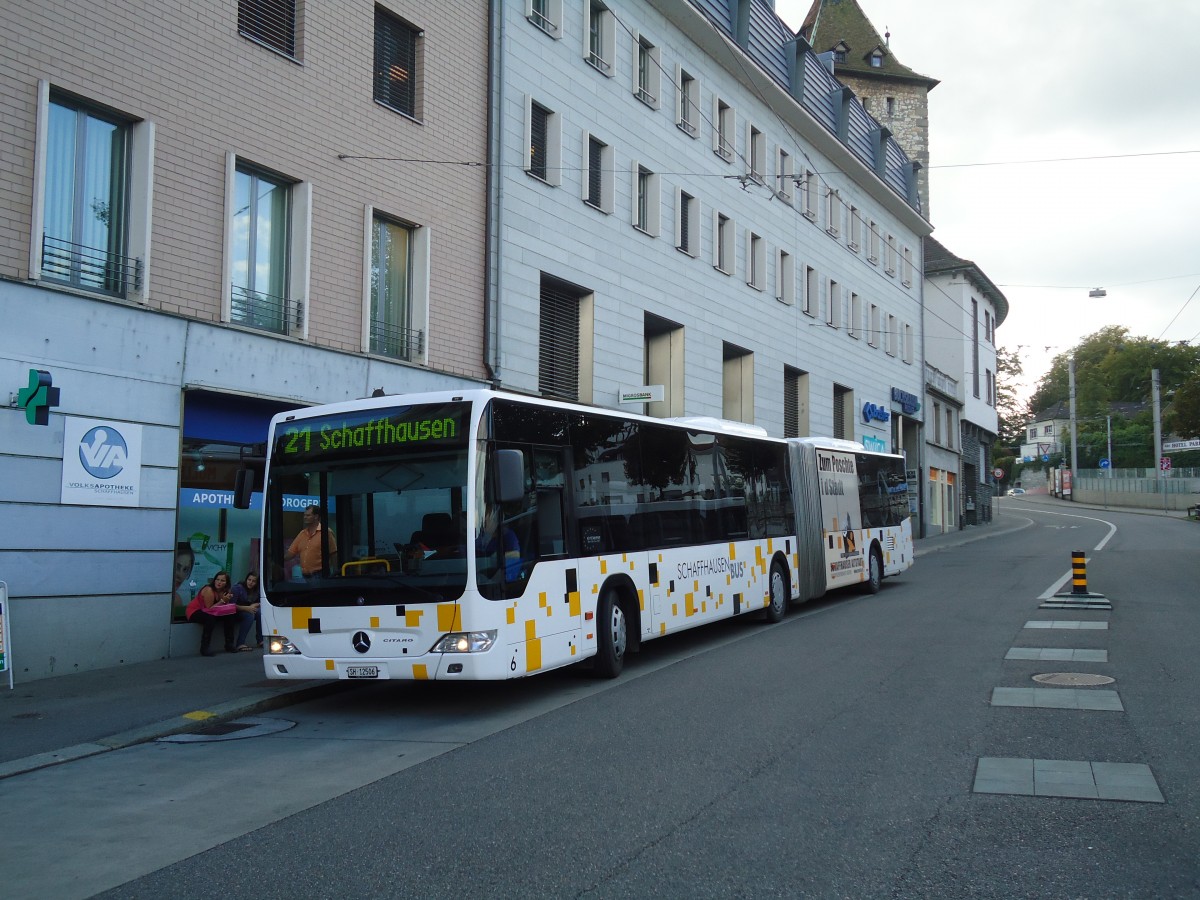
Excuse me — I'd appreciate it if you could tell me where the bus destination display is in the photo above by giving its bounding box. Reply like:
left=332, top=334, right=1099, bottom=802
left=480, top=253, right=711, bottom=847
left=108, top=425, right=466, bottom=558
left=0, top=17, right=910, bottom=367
left=274, top=403, right=465, bottom=461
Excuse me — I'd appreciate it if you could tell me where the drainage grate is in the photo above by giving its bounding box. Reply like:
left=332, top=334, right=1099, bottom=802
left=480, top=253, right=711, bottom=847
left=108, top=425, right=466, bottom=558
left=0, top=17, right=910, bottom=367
left=1033, top=672, right=1115, bottom=686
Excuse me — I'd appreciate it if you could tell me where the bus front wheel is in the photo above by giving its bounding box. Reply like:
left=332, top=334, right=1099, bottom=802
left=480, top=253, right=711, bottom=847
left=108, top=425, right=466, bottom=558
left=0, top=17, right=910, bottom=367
left=865, top=546, right=883, bottom=594
left=594, top=586, right=627, bottom=678
left=765, top=560, right=788, bottom=623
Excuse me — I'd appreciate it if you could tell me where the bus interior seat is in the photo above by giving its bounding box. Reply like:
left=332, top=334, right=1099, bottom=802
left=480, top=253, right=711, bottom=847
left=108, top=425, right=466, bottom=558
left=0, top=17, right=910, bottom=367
left=412, top=512, right=458, bottom=551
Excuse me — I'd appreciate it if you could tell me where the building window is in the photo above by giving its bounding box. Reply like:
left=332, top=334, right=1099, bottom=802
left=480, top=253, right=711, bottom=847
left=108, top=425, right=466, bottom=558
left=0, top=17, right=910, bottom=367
left=904, top=323, right=914, bottom=363
left=525, top=97, right=560, bottom=185
left=776, top=147, right=793, bottom=203
left=677, top=67, right=699, bottom=136
left=527, top=0, right=562, bottom=35
left=230, top=163, right=297, bottom=335
left=714, top=98, right=734, bottom=161
left=886, top=97, right=895, bottom=117
left=827, top=280, right=840, bottom=328
left=886, top=314, right=898, bottom=356
left=804, top=265, right=817, bottom=317
left=802, top=170, right=818, bottom=220
left=946, top=408, right=955, bottom=449
left=833, top=384, right=852, bottom=440
left=374, top=8, right=420, bottom=118
left=583, top=132, right=613, bottom=213
left=776, top=249, right=795, bottom=304
left=885, top=234, right=897, bottom=275
left=676, top=189, right=698, bottom=256
left=848, top=206, right=861, bottom=251
left=39, top=93, right=140, bottom=298
left=868, top=303, right=881, bottom=347
left=632, top=163, right=660, bottom=236
left=539, top=275, right=586, bottom=401
left=714, top=212, right=733, bottom=274
left=723, top=343, right=754, bottom=424
left=237, top=0, right=297, bottom=58
left=747, top=124, right=765, bottom=183
left=848, top=292, right=861, bottom=337
left=367, top=214, right=424, bottom=360
left=971, top=298, right=980, bottom=397
left=748, top=232, right=765, bottom=290
left=825, top=189, right=840, bottom=237
left=870, top=51, right=883, bottom=67
left=784, top=367, right=809, bottom=438
left=933, top=401, right=942, bottom=444
left=634, top=34, right=660, bottom=107
left=902, top=246, right=913, bottom=286
left=585, top=1, right=614, bottom=73
left=1044, top=425, right=1053, bottom=436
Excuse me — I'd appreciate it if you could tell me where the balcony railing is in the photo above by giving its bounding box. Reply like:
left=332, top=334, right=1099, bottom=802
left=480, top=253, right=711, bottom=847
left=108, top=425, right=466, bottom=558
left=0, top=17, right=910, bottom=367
left=370, top=320, right=423, bottom=361
left=41, top=234, right=142, bottom=298
left=925, top=363, right=959, bottom=400
left=231, top=284, right=303, bottom=336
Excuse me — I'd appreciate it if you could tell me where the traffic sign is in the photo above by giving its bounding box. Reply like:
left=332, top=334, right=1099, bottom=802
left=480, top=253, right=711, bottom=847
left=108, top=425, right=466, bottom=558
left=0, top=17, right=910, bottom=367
left=1160, top=457, right=1172, bottom=472
left=1042, top=454, right=1049, bottom=462
left=992, top=467, right=1004, bottom=479
left=1099, top=458, right=1110, bottom=469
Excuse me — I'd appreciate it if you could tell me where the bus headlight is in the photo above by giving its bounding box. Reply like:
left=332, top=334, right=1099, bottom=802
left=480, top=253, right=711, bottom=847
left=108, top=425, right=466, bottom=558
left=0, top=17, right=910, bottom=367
left=267, top=635, right=301, bottom=655
left=431, top=630, right=497, bottom=654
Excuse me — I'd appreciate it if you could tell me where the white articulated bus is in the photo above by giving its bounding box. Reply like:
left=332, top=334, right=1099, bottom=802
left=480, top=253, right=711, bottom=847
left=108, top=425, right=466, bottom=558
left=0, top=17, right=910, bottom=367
left=235, top=389, right=912, bottom=681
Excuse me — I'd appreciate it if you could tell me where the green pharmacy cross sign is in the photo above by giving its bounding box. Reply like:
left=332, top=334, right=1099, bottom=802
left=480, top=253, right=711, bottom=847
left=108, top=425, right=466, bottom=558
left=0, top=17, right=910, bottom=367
left=18, top=369, right=60, bottom=426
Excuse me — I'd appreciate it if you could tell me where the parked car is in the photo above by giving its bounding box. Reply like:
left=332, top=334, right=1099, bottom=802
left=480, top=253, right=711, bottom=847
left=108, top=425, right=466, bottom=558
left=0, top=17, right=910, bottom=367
left=1010, top=487, right=1026, bottom=495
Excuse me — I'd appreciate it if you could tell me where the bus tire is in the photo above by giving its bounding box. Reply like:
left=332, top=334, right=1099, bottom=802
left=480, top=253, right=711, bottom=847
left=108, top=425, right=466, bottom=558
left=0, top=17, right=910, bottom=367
left=764, top=560, right=788, bottom=623
left=594, top=585, right=627, bottom=678
left=865, top=545, right=883, bottom=594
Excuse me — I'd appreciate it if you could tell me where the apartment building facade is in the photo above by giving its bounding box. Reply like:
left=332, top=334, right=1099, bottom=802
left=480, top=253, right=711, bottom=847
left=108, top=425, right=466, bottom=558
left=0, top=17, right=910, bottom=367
left=491, top=0, right=929, bottom=456
left=1, top=0, right=489, bottom=678
left=923, top=236, right=1007, bottom=530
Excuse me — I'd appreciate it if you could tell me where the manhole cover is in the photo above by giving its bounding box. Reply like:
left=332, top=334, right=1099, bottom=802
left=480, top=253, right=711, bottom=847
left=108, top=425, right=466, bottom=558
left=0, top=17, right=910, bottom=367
left=1033, top=672, right=1115, bottom=686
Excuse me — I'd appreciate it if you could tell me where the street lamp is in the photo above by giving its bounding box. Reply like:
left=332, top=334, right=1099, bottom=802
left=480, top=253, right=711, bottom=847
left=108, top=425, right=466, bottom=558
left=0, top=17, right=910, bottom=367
left=1089, top=287, right=1107, bottom=298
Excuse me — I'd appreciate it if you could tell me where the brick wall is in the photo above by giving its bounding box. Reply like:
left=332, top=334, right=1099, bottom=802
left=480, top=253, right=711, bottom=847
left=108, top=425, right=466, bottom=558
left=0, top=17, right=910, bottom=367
left=0, top=0, right=489, bottom=379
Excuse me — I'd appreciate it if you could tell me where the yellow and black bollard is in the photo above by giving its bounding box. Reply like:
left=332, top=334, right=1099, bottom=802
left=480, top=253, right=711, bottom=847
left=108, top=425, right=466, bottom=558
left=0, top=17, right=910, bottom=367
left=1044, top=550, right=1110, bottom=608
left=1071, top=551, right=1089, bottom=595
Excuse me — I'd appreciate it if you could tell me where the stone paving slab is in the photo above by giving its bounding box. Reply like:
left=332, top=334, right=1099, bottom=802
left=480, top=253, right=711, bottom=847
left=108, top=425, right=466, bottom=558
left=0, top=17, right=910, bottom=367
left=1024, top=620, right=1109, bottom=630
left=990, top=687, right=1124, bottom=710
left=1005, top=648, right=1108, bottom=662
left=974, top=757, right=1163, bottom=803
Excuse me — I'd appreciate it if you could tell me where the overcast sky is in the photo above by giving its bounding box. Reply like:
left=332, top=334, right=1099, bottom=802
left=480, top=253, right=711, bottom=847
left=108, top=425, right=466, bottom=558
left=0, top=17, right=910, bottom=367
left=773, top=0, right=1200, bottom=404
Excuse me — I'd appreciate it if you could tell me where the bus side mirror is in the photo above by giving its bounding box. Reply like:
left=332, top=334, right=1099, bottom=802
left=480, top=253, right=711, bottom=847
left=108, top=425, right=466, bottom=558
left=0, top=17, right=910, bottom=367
left=233, top=468, right=255, bottom=509
left=496, top=449, right=525, bottom=504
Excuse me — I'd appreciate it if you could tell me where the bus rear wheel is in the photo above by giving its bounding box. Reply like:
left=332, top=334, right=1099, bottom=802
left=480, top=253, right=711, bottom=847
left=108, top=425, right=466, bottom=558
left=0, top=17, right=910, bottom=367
left=865, top=546, right=883, bottom=594
left=594, top=586, right=627, bottom=678
left=765, top=560, right=788, bottom=623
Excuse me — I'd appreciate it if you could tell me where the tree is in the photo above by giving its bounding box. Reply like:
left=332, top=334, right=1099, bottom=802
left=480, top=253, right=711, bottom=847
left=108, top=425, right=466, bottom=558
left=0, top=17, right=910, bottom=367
left=1166, top=372, right=1200, bottom=440
left=994, top=345, right=1028, bottom=453
left=1028, top=326, right=1200, bottom=415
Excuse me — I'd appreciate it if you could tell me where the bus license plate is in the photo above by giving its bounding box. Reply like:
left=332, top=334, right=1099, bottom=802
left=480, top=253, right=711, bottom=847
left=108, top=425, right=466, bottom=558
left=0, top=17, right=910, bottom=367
left=346, top=665, right=379, bottom=679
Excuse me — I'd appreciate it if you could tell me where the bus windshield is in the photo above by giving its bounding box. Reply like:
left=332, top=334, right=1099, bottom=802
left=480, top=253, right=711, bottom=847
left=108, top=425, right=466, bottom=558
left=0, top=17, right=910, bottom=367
left=262, top=402, right=470, bottom=606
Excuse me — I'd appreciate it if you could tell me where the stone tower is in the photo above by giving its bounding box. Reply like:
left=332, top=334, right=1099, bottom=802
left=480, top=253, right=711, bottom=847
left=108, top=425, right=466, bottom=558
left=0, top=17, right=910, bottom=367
left=800, top=0, right=938, bottom=218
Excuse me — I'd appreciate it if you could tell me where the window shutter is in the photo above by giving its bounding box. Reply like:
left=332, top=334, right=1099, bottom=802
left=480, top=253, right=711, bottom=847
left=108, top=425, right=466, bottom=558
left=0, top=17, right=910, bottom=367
left=539, top=279, right=580, bottom=401
left=529, top=104, right=549, bottom=180
left=238, top=0, right=297, bottom=57
left=374, top=9, right=417, bottom=115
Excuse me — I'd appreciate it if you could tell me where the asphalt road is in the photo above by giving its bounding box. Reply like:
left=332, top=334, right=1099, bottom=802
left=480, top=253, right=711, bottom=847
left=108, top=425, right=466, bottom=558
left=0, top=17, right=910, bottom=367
left=10, top=502, right=1200, bottom=899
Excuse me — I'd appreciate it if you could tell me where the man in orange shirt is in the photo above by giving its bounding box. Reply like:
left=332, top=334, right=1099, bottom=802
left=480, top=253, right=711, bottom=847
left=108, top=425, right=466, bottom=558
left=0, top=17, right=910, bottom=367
left=285, top=505, right=338, bottom=577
